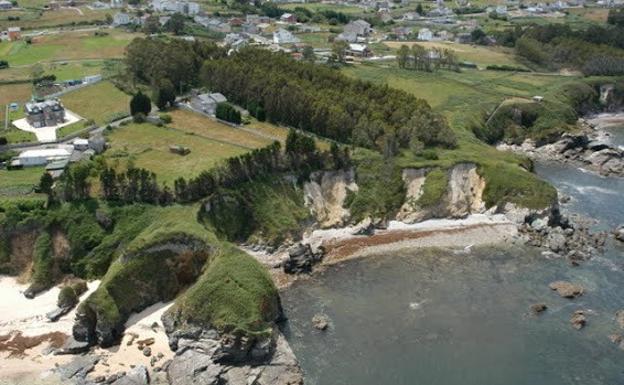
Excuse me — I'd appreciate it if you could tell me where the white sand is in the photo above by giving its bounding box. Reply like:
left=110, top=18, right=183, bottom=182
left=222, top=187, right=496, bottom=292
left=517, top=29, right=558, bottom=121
left=89, top=302, right=174, bottom=378
left=0, top=277, right=100, bottom=337
left=12, top=110, right=83, bottom=143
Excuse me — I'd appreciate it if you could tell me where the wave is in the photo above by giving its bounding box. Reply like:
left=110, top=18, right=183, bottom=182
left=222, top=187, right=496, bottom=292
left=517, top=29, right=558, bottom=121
left=574, top=185, right=620, bottom=196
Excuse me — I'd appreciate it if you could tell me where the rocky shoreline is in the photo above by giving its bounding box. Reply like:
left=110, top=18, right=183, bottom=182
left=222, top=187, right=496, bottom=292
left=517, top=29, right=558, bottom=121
left=497, top=113, right=624, bottom=178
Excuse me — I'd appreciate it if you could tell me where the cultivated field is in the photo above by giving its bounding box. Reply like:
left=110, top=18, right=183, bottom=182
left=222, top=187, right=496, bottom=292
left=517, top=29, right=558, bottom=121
left=103, top=122, right=250, bottom=185
left=62, top=81, right=131, bottom=124
left=0, top=166, right=45, bottom=197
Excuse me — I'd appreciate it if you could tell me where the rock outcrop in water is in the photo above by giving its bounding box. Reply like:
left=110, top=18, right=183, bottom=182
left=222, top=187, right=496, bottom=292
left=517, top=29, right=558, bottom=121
left=549, top=281, right=584, bottom=298
left=498, top=128, right=624, bottom=178
left=304, top=169, right=358, bottom=228
left=397, top=163, right=486, bottom=223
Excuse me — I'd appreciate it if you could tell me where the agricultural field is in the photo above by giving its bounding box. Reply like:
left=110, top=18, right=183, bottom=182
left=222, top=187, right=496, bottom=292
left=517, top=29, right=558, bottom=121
left=62, top=81, right=131, bottom=125
left=1, top=30, right=136, bottom=67
left=0, top=7, right=110, bottom=30
left=0, top=60, right=106, bottom=82
left=102, top=122, right=251, bottom=185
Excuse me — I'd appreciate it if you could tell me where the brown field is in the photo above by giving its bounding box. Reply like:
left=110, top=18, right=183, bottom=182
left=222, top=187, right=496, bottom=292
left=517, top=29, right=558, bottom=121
left=0, top=83, right=32, bottom=123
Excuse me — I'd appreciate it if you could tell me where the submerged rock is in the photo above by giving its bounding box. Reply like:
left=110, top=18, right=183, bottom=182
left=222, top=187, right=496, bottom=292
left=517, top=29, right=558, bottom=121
left=549, top=281, right=584, bottom=299
left=529, top=303, right=548, bottom=315
left=570, top=310, right=587, bottom=330
left=312, top=314, right=330, bottom=331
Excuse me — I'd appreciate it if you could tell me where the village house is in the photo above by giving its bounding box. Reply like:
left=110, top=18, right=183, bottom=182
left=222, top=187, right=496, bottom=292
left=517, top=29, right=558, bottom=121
left=280, top=12, right=297, bottom=23
left=241, top=23, right=258, bottom=34
left=335, top=31, right=357, bottom=42
left=344, top=19, right=372, bottom=37
left=298, top=24, right=321, bottom=33
left=113, top=12, right=132, bottom=26
left=273, top=28, right=300, bottom=44
left=0, top=0, right=13, bottom=9
left=228, top=17, right=244, bottom=26
left=195, top=16, right=231, bottom=33
left=191, top=92, right=227, bottom=115
left=246, top=14, right=271, bottom=25
left=346, top=43, right=372, bottom=57
left=25, top=99, right=66, bottom=128
left=150, top=0, right=199, bottom=16
left=417, top=28, right=433, bottom=41
left=7, top=27, right=21, bottom=41
left=110, top=0, right=122, bottom=8
left=391, top=26, right=412, bottom=40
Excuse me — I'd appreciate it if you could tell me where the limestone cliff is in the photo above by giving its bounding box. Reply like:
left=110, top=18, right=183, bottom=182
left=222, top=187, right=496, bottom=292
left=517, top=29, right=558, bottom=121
left=304, top=169, right=358, bottom=228
left=396, top=163, right=486, bottom=223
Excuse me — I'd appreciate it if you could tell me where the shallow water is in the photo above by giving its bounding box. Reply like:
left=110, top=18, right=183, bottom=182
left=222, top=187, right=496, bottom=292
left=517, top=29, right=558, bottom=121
left=282, top=124, right=624, bottom=385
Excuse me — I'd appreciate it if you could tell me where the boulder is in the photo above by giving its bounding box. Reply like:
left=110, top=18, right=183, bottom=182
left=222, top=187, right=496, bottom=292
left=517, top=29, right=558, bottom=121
left=312, top=314, right=330, bottom=331
left=111, top=365, right=149, bottom=385
left=529, top=303, right=548, bottom=315
left=55, top=336, right=91, bottom=355
left=549, top=281, right=584, bottom=299
left=570, top=310, right=586, bottom=330
left=57, top=356, right=99, bottom=380
left=47, top=307, right=70, bottom=322
left=546, top=231, right=567, bottom=253
left=616, top=310, right=624, bottom=329
left=142, top=347, right=152, bottom=357
left=614, top=226, right=624, bottom=242
left=283, top=243, right=323, bottom=274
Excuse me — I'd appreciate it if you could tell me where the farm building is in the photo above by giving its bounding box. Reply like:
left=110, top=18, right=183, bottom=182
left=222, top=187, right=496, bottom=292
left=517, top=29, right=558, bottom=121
left=7, top=27, right=21, bottom=41
left=418, top=28, right=433, bottom=41
left=14, top=148, right=72, bottom=167
left=273, top=28, right=300, bottom=44
left=344, top=20, right=372, bottom=37
left=0, top=0, right=13, bottom=9
left=347, top=43, right=372, bottom=57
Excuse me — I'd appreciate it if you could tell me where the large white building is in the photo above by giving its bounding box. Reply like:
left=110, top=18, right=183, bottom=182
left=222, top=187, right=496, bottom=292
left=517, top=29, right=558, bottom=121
left=15, top=148, right=72, bottom=167
left=418, top=28, right=433, bottom=41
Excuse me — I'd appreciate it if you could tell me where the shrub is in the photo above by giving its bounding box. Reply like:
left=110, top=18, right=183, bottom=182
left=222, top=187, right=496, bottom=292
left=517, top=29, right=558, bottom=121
left=57, top=286, right=78, bottom=308
left=417, top=168, right=448, bottom=207
left=216, top=102, right=241, bottom=124
left=129, top=91, right=151, bottom=116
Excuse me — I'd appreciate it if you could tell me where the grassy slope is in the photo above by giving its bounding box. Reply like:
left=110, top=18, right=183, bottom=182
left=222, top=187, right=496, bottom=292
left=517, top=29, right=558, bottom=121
left=344, top=61, right=560, bottom=209
left=103, top=122, right=249, bottom=185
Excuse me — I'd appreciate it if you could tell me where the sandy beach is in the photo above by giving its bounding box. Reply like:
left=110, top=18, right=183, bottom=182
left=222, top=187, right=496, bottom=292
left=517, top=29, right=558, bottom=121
left=261, top=214, right=519, bottom=288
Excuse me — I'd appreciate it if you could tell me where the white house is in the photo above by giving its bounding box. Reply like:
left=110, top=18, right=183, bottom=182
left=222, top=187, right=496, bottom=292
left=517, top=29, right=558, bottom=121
left=113, top=12, right=131, bottom=26
left=83, top=74, right=102, bottom=84
left=273, top=28, right=300, bottom=44
left=418, top=28, right=433, bottom=41
left=0, top=0, right=13, bottom=9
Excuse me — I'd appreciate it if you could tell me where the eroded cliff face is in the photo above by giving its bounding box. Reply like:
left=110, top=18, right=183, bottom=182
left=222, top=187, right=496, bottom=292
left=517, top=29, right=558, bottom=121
left=304, top=169, right=358, bottom=228
left=397, top=163, right=486, bottom=223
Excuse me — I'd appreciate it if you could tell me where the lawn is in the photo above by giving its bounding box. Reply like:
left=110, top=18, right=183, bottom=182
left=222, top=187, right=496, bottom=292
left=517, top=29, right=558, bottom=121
left=297, top=32, right=332, bottom=48
left=0, top=61, right=105, bottom=82
left=3, top=30, right=136, bottom=66
left=0, top=83, right=33, bottom=124
left=103, top=122, right=250, bottom=185
left=62, top=81, right=131, bottom=125
left=167, top=109, right=273, bottom=149
left=280, top=2, right=363, bottom=15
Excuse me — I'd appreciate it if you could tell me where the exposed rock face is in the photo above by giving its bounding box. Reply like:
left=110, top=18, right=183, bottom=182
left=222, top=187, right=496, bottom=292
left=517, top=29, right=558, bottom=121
left=549, top=281, right=584, bottom=298
left=396, top=163, right=486, bottom=223
left=396, top=168, right=427, bottom=222
left=304, top=169, right=358, bottom=228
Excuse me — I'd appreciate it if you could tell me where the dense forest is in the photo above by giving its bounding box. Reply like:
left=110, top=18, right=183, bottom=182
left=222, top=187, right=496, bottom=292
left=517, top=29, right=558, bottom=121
left=125, top=39, right=457, bottom=152
left=513, top=23, right=624, bottom=75
left=200, top=48, right=456, bottom=150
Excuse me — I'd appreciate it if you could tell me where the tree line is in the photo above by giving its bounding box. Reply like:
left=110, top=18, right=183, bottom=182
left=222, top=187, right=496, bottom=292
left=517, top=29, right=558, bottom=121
left=46, top=130, right=350, bottom=206
left=396, top=44, right=460, bottom=72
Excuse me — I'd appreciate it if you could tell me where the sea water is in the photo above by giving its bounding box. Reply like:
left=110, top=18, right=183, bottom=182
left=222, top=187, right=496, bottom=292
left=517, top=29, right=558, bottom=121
left=281, top=124, right=624, bottom=385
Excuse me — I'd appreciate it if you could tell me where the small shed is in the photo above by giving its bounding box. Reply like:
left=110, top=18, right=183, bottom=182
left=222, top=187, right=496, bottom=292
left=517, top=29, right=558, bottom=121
left=532, top=96, right=544, bottom=102
left=169, top=145, right=191, bottom=156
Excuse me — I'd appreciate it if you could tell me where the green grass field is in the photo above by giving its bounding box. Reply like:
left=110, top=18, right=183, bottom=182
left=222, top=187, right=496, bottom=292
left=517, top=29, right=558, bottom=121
left=0, top=166, right=44, bottom=197
left=0, top=7, right=110, bottom=30
left=62, top=81, right=130, bottom=124
left=280, top=2, right=364, bottom=15
left=2, top=30, right=135, bottom=67
left=103, top=122, right=250, bottom=185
